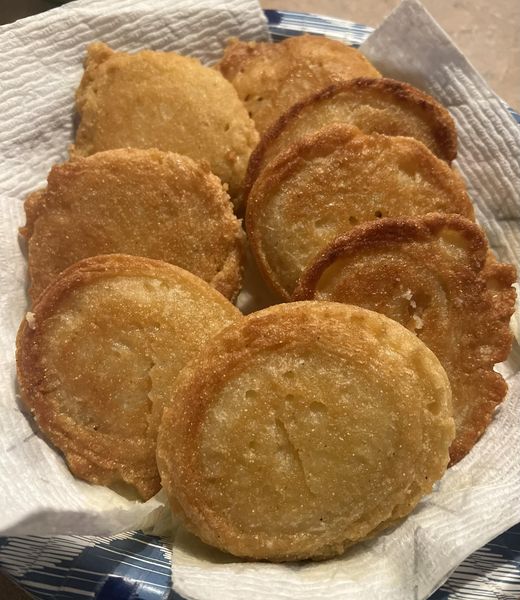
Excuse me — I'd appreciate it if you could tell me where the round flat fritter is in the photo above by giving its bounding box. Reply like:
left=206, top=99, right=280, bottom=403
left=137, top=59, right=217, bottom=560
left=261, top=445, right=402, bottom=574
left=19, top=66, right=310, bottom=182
left=216, top=35, right=381, bottom=135
left=16, top=255, right=242, bottom=500
left=21, top=148, right=244, bottom=302
left=244, top=77, right=457, bottom=198
left=157, top=302, right=454, bottom=561
left=74, top=42, right=258, bottom=200
left=246, top=124, right=474, bottom=299
left=294, top=215, right=517, bottom=465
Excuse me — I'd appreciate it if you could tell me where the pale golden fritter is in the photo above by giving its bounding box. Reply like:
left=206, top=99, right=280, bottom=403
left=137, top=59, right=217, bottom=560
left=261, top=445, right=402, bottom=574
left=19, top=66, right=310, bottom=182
left=157, top=302, right=454, bottom=561
left=244, top=77, right=457, bottom=198
left=216, top=35, right=381, bottom=135
left=21, top=148, right=244, bottom=302
left=294, top=215, right=516, bottom=465
left=74, top=42, right=258, bottom=200
left=16, top=255, right=242, bottom=500
left=246, top=124, right=474, bottom=299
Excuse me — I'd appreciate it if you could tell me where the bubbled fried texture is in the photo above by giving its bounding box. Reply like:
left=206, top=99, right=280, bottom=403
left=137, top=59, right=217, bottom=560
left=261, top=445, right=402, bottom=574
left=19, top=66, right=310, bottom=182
left=157, top=302, right=454, bottom=561
left=74, top=42, right=259, bottom=200
left=216, top=35, right=381, bottom=135
left=246, top=124, right=474, bottom=299
left=21, top=148, right=244, bottom=302
left=244, top=78, right=457, bottom=198
left=16, top=255, right=242, bottom=499
left=294, top=215, right=517, bottom=465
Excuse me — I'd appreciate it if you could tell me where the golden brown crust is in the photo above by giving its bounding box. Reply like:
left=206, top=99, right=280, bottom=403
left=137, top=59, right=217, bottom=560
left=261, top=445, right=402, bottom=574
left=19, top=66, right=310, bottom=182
left=21, top=148, right=244, bottom=302
left=216, top=35, right=381, bottom=135
left=16, top=254, right=241, bottom=500
left=293, top=214, right=517, bottom=465
left=157, top=302, right=454, bottom=561
left=74, top=42, right=258, bottom=200
left=244, top=77, right=457, bottom=199
left=246, top=123, right=474, bottom=300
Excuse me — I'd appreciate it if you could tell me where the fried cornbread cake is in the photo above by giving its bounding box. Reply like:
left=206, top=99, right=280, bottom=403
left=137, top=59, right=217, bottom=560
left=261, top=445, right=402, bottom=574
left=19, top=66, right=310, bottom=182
left=74, top=42, right=258, bottom=200
left=216, top=35, right=381, bottom=135
left=244, top=77, right=457, bottom=198
left=16, top=255, right=242, bottom=500
left=21, top=148, right=244, bottom=302
left=157, top=302, right=455, bottom=561
left=294, top=215, right=517, bottom=465
left=247, top=124, right=474, bottom=299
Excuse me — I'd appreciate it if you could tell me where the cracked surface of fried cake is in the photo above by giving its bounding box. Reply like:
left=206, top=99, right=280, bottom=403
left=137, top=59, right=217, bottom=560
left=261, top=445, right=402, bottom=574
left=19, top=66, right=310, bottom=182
left=244, top=77, right=457, bottom=198
left=216, top=35, right=381, bottom=135
left=294, top=215, right=516, bottom=465
left=74, top=42, right=258, bottom=200
left=157, top=302, right=454, bottom=561
left=246, top=123, right=474, bottom=299
left=21, top=148, right=244, bottom=302
left=16, top=255, right=242, bottom=500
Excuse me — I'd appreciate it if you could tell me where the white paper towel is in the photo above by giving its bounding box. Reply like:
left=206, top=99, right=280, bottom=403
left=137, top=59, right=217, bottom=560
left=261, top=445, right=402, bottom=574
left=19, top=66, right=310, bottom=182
left=0, top=0, right=268, bottom=536
left=0, top=0, right=519, bottom=599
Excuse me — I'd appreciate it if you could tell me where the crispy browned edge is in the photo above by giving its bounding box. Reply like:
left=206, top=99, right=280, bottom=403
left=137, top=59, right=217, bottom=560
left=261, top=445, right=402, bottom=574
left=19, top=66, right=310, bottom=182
left=157, top=301, right=453, bottom=560
left=293, top=214, right=517, bottom=465
left=20, top=189, right=46, bottom=240
left=214, top=36, right=257, bottom=79
left=19, top=149, right=246, bottom=303
left=293, top=214, right=486, bottom=299
left=16, top=254, right=241, bottom=500
left=71, top=42, right=115, bottom=157
left=245, top=124, right=475, bottom=301
left=243, top=77, right=458, bottom=200
left=216, top=34, right=380, bottom=81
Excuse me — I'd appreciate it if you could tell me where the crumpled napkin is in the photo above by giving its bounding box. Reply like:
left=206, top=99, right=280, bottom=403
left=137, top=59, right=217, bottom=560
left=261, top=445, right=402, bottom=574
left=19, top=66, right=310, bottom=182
left=0, top=0, right=268, bottom=536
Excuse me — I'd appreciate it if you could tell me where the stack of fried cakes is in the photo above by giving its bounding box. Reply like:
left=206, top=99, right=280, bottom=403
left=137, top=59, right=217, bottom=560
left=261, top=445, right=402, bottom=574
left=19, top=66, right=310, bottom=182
left=15, top=34, right=516, bottom=563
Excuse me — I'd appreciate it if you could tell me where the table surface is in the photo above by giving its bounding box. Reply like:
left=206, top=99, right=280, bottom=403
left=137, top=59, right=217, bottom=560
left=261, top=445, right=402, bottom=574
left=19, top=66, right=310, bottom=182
left=0, top=1, right=518, bottom=599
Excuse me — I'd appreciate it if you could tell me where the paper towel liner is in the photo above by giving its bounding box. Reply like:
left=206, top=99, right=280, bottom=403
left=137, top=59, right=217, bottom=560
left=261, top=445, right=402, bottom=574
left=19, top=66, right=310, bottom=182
left=0, top=0, right=519, bottom=598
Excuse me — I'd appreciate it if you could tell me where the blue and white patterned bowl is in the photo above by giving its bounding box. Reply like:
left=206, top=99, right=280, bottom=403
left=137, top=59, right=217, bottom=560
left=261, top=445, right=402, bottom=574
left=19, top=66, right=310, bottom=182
left=1, top=9, right=519, bottom=600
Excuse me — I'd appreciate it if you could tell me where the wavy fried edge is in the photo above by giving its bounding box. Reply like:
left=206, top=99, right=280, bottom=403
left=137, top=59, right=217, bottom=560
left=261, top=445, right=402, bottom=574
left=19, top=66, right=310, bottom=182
left=216, top=35, right=381, bottom=83
left=246, top=123, right=475, bottom=301
left=293, top=214, right=517, bottom=465
left=16, top=254, right=242, bottom=500
left=72, top=42, right=116, bottom=157
left=243, top=77, right=458, bottom=200
left=20, top=189, right=45, bottom=240
left=19, top=149, right=246, bottom=303
left=157, top=301, right=454, bottom=561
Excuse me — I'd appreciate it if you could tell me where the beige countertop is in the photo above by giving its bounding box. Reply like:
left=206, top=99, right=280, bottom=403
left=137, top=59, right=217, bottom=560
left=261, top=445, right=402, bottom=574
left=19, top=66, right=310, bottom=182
left=0, top=2, right=518, bottom=599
